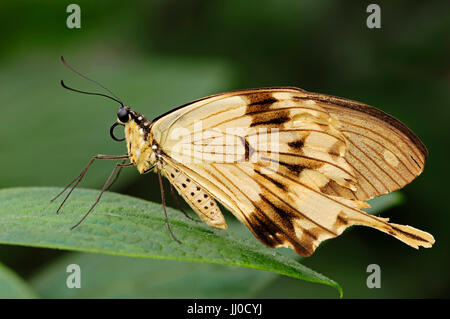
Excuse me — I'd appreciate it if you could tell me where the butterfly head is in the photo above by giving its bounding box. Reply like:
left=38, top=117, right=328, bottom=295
left=112, top=105, right=152, bottom=137
left=59, top=57, right=158, bottom=174
left=112, top=105, right=157, bottom=173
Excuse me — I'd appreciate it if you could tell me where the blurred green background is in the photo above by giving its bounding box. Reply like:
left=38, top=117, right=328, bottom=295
left=0, top=0, right=449, bottom=298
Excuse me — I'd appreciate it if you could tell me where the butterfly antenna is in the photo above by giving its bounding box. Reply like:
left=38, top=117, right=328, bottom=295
left=157, top=168, right=182, bottom=244
left=60, top=56, right=124, bottom=106
left=60, top=80, right=124, bottom=106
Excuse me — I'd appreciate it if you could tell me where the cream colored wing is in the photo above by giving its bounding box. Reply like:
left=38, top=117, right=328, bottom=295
left=151, top=87, right=433, bottom=256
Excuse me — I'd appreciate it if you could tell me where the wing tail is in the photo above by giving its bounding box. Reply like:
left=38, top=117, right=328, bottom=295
left=381, top=222, right=435, bottom=249
left=345, top=210, right=435, bottom=249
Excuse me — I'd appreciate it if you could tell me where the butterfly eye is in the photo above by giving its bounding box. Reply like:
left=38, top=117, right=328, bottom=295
left=117, top=107, right=129, bottom=123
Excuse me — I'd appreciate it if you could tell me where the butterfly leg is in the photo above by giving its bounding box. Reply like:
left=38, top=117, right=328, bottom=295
left=107, top=160, right=128, bottom=190
left=157, top=167, right=182, bottom=244
left=51, top=154, right=130, bottom=214
left=70, top=161, right=133, bottom=230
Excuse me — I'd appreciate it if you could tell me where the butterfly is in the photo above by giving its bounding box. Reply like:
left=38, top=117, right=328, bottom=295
left=54, top=57, right=434, bottom=257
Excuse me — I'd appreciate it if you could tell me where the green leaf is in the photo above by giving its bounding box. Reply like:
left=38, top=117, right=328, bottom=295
left=0, top=187, right=342, bottom=296
left=31, top=252, right=277, bottom=298
left=0, top=261, right=38, bottom=298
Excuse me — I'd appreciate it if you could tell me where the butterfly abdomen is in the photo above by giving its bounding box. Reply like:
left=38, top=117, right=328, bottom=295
left=163, top=163, right=227, bottom=230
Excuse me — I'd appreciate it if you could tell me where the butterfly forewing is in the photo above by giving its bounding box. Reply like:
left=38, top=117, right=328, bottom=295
left=151, top=87, right=434, bottom=256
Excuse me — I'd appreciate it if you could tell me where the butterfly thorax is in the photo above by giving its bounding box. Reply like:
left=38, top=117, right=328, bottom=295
left=123, top=109, right=156, bottom=174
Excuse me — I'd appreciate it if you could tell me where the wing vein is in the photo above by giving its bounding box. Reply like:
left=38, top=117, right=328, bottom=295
left=345, top=135, right=404, bottom=187
left=342, top=129, right=416, bottom=177
left=340, top=120, right=424, bottom=167
left=346, top=150, right=383, bottom=194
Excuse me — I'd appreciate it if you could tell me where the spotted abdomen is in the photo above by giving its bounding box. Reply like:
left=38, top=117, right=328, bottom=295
left=163, top=163, right=227, bottom=229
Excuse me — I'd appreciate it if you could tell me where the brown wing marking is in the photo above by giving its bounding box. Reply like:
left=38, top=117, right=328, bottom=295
left=234, top=164, right=339, bottom=256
